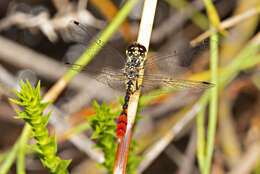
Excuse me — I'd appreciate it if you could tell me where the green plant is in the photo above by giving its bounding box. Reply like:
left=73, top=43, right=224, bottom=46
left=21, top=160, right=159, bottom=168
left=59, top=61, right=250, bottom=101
left=10, top=80, right=71, bottom=174
left=88, top=101, right=141, bottom=174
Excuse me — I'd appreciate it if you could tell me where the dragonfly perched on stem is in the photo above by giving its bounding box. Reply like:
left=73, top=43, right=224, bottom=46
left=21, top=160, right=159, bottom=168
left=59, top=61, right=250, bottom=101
left=64, top=20, right=213, bottom=141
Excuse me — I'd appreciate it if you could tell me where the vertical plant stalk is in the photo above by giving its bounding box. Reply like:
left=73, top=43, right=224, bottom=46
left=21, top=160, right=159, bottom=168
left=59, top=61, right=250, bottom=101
left=196, top=33, right=260, bottom=174
left=113, top=0, right=158, bottom=174
left=17, top=123, right=31, bottom=174
left=202, top=0, right=226, bottom=35
left=196, top=92, right=208, bottom=171
left=0, top=124, right=31, bottom=174
left=204, top=31, right=219, bottom=174
left=0, top=98, right=32, bottom=174
left=0, top=140, right=20, bottom=174
left=197, top=0, right=220, bottom=174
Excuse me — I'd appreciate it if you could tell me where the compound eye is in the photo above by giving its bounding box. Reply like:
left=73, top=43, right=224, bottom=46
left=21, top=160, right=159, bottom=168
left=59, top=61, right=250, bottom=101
left=126, top=48, right=134, bottom=57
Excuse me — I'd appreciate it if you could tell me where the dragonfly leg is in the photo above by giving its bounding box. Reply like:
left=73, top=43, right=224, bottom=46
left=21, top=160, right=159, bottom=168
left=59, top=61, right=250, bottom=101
left=131, top=79, right=141, bottom=94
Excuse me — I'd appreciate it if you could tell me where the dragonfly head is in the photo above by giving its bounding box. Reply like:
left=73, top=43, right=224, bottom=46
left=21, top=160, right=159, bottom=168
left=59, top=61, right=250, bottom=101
left=126, top=43, right=147, bottom=59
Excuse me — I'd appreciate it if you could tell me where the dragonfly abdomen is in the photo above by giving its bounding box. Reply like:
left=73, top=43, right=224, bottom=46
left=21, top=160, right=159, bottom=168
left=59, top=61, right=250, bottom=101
left=117, top=109, right=127, bottom=140
left=116, top=84, right=132, bottom=141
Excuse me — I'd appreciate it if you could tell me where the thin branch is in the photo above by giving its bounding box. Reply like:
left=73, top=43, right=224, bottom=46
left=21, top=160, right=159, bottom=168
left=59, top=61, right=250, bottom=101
left=90, top=0, right=134, bottom=42
left=152, top=0, right=210, bottom=43
left=190, top=6, right=260, bottom=46
left=0, top=124, right=31, bottom=174
left=228, top=141, right=260, bottom=174
left=196, top=31, right=260, bottom=173
left=165, top=145, right=186, bottom=168
left=44, top=105, right=105, bottom=163
left=196, top=0, right=220, bottom=173
left=165, top=128, right=199, bottom=174
left=137, top=103, right=201, bottom=173
left=178, top=128, right=199, bottom=174
left=204, top=27, right=219, bottom=174
left=0, top=1, right=105, bottom=42
left=0, top=65, right=17, bottom=89
left=0, top=36, right=114, bottom=103
left=113, top=0, right=158, bottom=173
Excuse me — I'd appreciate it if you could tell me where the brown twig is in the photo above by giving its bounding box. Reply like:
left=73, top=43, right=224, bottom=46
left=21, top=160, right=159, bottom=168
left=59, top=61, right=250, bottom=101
left=190, top=6, right=260, bottom=46
left=113, top=0, right=158, bottom=173
left=137, top=102, right=201, bottom=173
left=90, top=0, right=134, bottom=42
left=151, top=0, right=207, bottom=43
left=0, top=36, right=115, bottom=103
left=0, top=1, right=105, bottom=42
left=178, top=127, right=199, bottom=174
left=228, top=141, right=260, bottom=174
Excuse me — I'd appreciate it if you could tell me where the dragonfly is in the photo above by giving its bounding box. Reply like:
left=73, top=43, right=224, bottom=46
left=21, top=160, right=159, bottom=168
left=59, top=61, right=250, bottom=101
left=64, top=21, right=213, bottom=142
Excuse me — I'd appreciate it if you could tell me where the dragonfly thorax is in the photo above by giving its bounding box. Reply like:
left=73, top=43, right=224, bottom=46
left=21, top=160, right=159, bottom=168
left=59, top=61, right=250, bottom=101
left=124, top=65, right=139, bottom=80
left=124, top=43, right=147, bottom=80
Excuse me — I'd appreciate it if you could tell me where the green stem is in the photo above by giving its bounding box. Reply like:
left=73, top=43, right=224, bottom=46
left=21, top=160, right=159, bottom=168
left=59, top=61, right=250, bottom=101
left=202, top=0, right=221, bottom=28
left=0, top=124, right=31, bottom=174
left=17, top=124, right=31, bottom=174
left=196, top=0, right=221, bottom=173
left=196, top=32, right=260, bottom=174
left=241, top=54, right=260, bottom=70
left=0, top=144, right=19, bottom=174
left=0, top=152, right=9, bottom=163
left=204, top=31, right=219, bottom=174
left=64, top=0, right=139, bottom=81
left=196, top=92, right=208, bottom=171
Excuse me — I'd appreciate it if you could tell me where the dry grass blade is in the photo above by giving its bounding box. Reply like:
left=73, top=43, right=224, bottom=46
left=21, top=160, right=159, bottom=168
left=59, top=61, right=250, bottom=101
left=190, top=6, right=260, bottom=46
left=113, top=0, right=158, bottom=173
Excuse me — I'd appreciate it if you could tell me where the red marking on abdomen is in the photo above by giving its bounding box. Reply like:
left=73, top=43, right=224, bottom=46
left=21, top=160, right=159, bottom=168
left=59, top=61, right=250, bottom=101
left=116, top=109, right=128, bottom=140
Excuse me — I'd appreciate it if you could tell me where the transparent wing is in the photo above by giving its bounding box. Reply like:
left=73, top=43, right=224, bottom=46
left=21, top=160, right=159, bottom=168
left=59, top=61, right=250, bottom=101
left=63, top=21, right=213, bottom=95
left=145, top=51, right=179, bottom=67
left=64, top=20, right=126, bottom=69
left=96, top=68, right=127, bottom=91
left=65, top=63, right=127, bottom=91
left=65, top=62, right=213, bottom=94
left=144, top=40, right=210, bottom=77
left=144, top=53, right=184, bottom=76
left=141, top=74, right=213, bottom=94
left=65, top=20, right=99, bottom=44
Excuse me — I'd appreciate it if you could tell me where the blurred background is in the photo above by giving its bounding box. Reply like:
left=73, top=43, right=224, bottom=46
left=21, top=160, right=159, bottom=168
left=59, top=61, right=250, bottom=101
left=0, top=0, right=260, bottom=173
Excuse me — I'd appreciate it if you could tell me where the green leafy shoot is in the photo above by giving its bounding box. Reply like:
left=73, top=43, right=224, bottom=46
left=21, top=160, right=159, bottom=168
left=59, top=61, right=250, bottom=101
left=9, top=80, right=71, bottom=174
left=87, top=101, right=141, bottom=174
